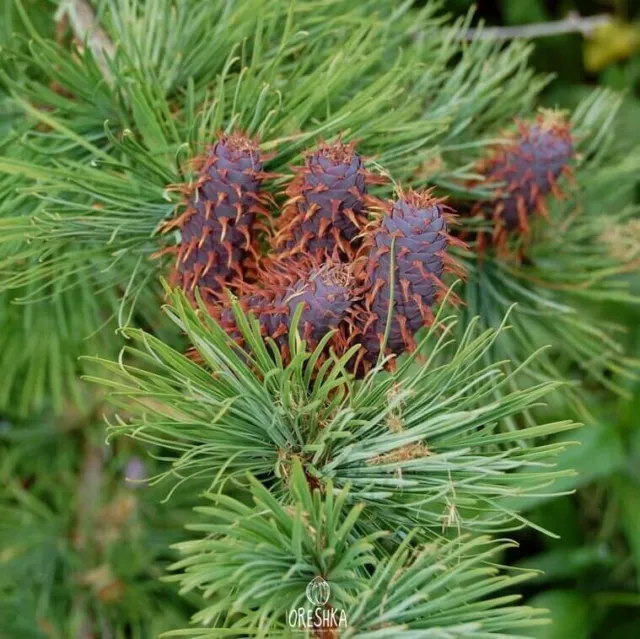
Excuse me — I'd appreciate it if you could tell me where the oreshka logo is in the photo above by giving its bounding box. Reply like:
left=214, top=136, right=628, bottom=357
left=287, top=576, right=348, bottom=631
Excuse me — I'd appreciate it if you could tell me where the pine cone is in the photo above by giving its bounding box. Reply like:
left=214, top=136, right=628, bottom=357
left=166, top=132, right=270, bottom=303
left=474, top=111, right=574, bottom=245
left=217, top=258, right=356, bottom=362
left=338, top=191, right=458, bottom=374
left=272, top=140, right=382, bottom=261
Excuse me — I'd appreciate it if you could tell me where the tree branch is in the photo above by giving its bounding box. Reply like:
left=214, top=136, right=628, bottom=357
left=460, top=11, right=612, bottom=41
left=55, top=0, right=115, bottom=81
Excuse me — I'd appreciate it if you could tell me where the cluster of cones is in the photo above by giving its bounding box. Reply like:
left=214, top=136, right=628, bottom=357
left=165, top=112, right=574, bottom=375
left=165, top=135, right=460, bottom=375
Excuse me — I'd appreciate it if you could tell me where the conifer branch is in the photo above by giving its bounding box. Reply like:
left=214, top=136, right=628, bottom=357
left=90, top=289, right=580, bottom=540
left=167, top=463, right=547, bottom=636
left=55, top=0, right=115, bottom=82
left=461, top=12, right=611, bottom=41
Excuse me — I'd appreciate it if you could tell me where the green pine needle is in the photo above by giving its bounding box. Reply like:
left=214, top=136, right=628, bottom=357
left=87, top=288, right=579, bottom=539
left=165, top=459, right=547, bottom=637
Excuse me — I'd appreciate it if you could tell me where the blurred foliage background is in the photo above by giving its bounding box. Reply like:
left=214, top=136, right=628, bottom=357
left=441, top=1, right=640, bottom=637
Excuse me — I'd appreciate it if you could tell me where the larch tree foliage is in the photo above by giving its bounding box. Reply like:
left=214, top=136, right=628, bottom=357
left=0, top=0, right=638, bottom=637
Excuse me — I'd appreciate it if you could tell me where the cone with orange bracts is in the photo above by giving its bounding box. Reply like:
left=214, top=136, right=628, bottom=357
left=470, top=111, right=575, bottom=252
left=271, top=140, right=385, bottom=261
left=164, top=131, right=274, bottom=305
left=213, top=256, right=361, bottom=365
left=334, top=190, right=466, bottom=376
